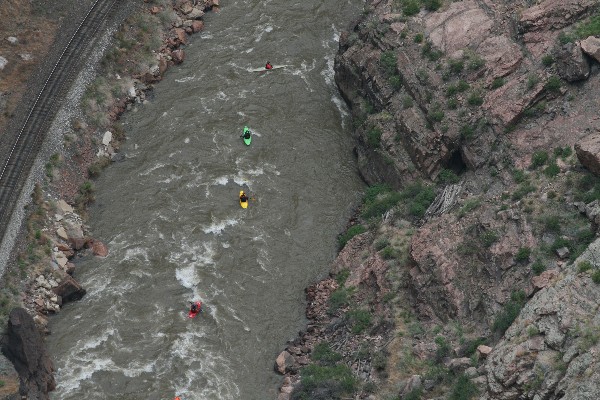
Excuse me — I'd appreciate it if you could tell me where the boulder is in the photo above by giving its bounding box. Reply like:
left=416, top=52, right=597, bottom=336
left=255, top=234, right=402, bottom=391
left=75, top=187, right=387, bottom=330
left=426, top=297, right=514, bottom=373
left=580, top=36, right=600, bottom=63
left=476, top=345, right=492, bottom=357
left=1, top=308, right=56, bottom=399
left=531, top=269, right=559, bottom=290
left=56, top=227, right=68, bottom=241
left=447, top=357, right=472, bottom=372
left=90, top=240, right=109, bottom=257
left=575, top=133, right=600, bottom=177
left=52, top=276, right=86, bottom=303
left=555, top=42, right=590, bottom=82
left=191, top=20, right=205, bottom=33
left=180, top=2, right=193, bottom=14
left=150, top=6, right=161, bottom=14
left=6, top=36, right=18, bottom=44
left=520, top=0, right=598, bottom=32
left=56, top=199, right=73, bottom=214
left=174, top=28, right=187, bottom=45
left=171, top=49, right=185, bottom=64
left=0, top=56, right=7, bottom=70
left=188, top=7, right=205, bottom=19
left=274, top=350, right=295, bottom=374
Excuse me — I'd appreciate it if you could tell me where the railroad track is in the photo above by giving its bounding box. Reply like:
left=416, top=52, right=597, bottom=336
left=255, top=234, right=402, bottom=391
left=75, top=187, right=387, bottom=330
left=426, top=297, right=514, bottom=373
left=0, top=0, right=117, bottom=246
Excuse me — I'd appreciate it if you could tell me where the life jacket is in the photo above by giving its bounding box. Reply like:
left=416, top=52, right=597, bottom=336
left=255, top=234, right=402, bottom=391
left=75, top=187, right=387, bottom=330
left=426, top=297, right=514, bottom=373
left=266, top=63, right=272, bottom=69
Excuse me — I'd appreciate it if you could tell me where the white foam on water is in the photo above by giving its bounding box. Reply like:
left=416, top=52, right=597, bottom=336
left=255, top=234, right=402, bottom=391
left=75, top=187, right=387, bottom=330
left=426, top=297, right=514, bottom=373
left=55, top=357, right=116, bottom=393
left=123, top=247, right=150, bottom=262
left=221, top=242, right=230, bottom=248
left=245, top=47, right=253, bottom=53
left=202, top=216, right=239, bottom=235
left=122, top=359, right=157, bottom=377
left=81, top=328, right=116, bottom=351
left=200, top=33, right=213, bottom=39
left=175, top=75, right=196, bottom=83
left=139, top=162, right=166, bottom=176
left=158, top=174, right=182, bottom=184
left=216, top=91, right=228, bottom=101
left=184, top=137, right=190, bottom=143
left=212, top=175, right=229, bottom=186
left=162, top=111, right=167, bottom=117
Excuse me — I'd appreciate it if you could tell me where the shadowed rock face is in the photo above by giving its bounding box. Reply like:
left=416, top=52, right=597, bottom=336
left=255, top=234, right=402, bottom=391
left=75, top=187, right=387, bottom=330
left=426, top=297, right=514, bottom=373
left=1, top=308, right=55, bottom=400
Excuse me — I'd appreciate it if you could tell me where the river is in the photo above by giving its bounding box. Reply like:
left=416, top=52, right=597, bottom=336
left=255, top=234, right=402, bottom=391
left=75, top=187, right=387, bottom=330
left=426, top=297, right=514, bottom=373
left=47, top=0, right=363, bottom=398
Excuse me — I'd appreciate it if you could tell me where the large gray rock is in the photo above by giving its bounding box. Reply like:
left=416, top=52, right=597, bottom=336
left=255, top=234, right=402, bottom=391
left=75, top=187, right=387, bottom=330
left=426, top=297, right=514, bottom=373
left=555, top=42, right=590, bottom=82
left=1, top=308, right=55, bottom=399
left=580, top=36, right=600, bottom=63
left=575, top=133, right=600, bottom=177
left=484, top=238, right=600, bottom=399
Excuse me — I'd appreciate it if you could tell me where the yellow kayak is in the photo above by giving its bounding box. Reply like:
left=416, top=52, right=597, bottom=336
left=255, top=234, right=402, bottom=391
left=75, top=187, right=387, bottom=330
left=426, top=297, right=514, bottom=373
left=239, top=190, right=248, bottom=209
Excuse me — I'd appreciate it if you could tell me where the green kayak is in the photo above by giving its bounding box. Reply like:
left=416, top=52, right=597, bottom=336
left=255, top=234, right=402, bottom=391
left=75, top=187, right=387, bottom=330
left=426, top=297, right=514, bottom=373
left=242, top=126, right=252, bottom=146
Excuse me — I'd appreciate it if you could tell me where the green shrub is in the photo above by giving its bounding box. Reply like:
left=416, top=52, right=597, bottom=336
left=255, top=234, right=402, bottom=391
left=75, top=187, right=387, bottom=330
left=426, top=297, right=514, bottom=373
left=512, top=183, right=535, bottom=201
left=390, top=74, right=402, bottom=89
left=381, top=246, right=396, bottom=259
left=575, top=14, right=600, bottom=38
left=335, top=269, right=350, bottom=286
left=458, top=198, right=481, bottom=218
left=329, top=288, right=352, bottom=312
left=298, top=364, right=357, bottom=396
left=438, top=168, right=460, bottom=184
left=447, top=97, right=458, bottom=109
left=543, top=215, right=561, bottom=233
left=544, top=162, right=560, bottom=177
left=404, top=388, right=423, bottom=400
left=362, top=185, right=402, bottom=219
left=492, top=290, right=527, bottom=334
left=367, top=127, right=383, bottom=148
left=467, top=55, right=485, bottom=70
left=422, top=0, right=442, bottom=11
left=460, top=124, right=475, bottom=139
left=446, top=84, right=458, bottom=97
left=463, top=337, right=487, bottom=356
left=348, top=309, right=372, bottom=334
left=592, top=270, right=600, bottom=284
left=491, top=77, right=505, bottom=89
left=400, top=182, right=436, bottom=218
left=558, top=31, right=574, bottom=45
left=515, top=247, right=531, bottom=262
left=313, top=342, right=342, bottom=364
left=429, top=108, right=445, bottom=122
left=374, top=238, right=390, bottom=251
left=448, top=59, right=464, bottom=74
left=403, top=95, right=414, bottom=108
left=545, top=76, right=561, bottom=93
left=380, top=51, right=398, bottom=74
left=532, top=259, right=546, bottom=275
left=467, top=92, right=483, bottom=106
left=481, top=230, right=498, bottom=247
left=512, top=169, right=527, bottom=183
left=525, top=76, right=539, bottom=93
left=434, top=336, right=450, bottom=361
left=449, top=374, right=478, bottom=400
left=414, top=33, right=423, bottom=43
left=457, top=80, right=470, bottom=92
left=338, top=225, right=366, bottom=248
left=531, top=151, right=549, bottom=169
left=422, top=40, right=443, bottom=61
left=554, top=146, right=573, bottom=159
left=578, top=260, right=593, bottom=273
left=541, top=54, right=554, bottom=67
left=402, top=0, right=421, bottom=16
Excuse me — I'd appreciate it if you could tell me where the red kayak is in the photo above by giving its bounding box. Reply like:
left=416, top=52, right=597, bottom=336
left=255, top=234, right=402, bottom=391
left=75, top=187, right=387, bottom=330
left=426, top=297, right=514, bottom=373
left=188, top=301, right=203, bottom=319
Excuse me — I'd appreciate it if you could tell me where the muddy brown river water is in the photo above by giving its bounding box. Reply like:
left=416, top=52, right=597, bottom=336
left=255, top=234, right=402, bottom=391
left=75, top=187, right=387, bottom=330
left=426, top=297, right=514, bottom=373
left=47, top=0, right=364, bottom=398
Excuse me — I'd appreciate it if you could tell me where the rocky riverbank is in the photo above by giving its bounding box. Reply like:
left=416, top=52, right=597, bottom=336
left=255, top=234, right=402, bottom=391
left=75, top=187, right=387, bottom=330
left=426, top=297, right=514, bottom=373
left=0, top=0, right=219, bottom=398
left=275, top=0, right=600, bottom=399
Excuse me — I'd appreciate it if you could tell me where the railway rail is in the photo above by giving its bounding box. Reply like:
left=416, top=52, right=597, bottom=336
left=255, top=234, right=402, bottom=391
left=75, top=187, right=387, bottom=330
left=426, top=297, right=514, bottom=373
left=0, top=0, right=117, bottom=247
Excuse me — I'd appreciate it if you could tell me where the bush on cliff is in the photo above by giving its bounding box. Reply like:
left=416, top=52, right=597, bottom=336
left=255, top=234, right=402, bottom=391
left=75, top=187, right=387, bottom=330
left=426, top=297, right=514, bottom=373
left=292, top=364, right=357, bottom=400
left=338, top=225, right=366, bottom=249
left=492, top=290, right=527, bottom=335
left=400, top=182, right=436, bottom=218
left=362, top=184, right=402, bottom=219
left=312, top=342, right=342, bottom=365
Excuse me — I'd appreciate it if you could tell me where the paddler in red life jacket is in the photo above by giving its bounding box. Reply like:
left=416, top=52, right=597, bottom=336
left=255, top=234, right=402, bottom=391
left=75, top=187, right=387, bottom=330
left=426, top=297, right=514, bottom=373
left=190, top=302, right=202, bottom=314
left=240, top=191, right=249, bottom=203
left=265, top=61, right=273, bottom=70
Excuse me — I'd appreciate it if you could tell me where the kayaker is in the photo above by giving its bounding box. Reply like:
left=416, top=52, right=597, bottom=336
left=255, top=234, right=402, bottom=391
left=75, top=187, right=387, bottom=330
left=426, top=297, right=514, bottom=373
left=240, top=191, right=249, bottom=203
left=265, top=61, right=273, bottom=70
left=241, top=129, right=251, bottom=140
left=190, top=302, right=201, bottom=314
